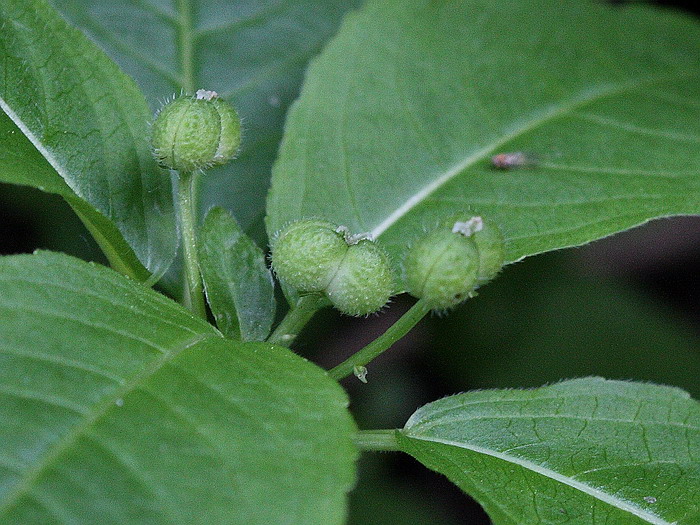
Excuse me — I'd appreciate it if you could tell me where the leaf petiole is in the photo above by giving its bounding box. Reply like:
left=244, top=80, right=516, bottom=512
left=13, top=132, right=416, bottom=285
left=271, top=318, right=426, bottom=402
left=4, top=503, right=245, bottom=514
left=353, top=429, right=401, bottom=452
left=328, top=298, right=431, bottom=382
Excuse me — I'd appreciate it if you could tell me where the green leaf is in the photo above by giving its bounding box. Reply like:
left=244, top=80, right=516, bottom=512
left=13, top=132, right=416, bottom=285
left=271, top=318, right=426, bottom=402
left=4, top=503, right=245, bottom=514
left=199, top=206, right=276, bottom=341
left=267, top=0, right=700, bottom=286
left=0, top=0, right=176, bottom=279
left=52, top=0, right=362, bottom=239
left=398, top=378, right=700, bottom=524
left=0, top=251, right=357, bottom=524
left=0, top=112, right=150, bottom=281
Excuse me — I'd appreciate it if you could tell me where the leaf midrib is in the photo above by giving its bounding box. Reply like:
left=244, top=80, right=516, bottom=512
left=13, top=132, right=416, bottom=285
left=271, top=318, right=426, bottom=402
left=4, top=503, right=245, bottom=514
left=368, top=70, right=700, bottom=242
left=410, top=434, right=673, bottom=525
left=412, top=412, right=699, bottom=434
left=0, top=331, right=214, bottom=517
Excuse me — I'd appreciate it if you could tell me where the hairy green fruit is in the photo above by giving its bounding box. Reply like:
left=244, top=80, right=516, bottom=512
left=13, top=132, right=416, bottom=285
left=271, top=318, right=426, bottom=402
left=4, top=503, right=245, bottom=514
left=326, top=240, right=394, bottom=317
left=151, top=90, right=241, bottom=172
left=271, top=221, right=394, bottom=316
left=271, top=220, right=348, bottom=293
left=471, top=218, right=505, bottom=284
left=446, top=215, right=505, bottom=285
left=404, top=228, right=480, bottom=309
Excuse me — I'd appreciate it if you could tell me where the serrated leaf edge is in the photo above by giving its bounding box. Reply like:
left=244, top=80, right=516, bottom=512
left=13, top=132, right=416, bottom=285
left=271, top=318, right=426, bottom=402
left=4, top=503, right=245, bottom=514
left=403, top=433, right=676, bottom=525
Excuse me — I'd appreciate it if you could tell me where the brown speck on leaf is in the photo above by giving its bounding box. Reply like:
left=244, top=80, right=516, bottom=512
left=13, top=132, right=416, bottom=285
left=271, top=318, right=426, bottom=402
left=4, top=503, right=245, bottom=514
left=491, top=152, right=535, bottom=169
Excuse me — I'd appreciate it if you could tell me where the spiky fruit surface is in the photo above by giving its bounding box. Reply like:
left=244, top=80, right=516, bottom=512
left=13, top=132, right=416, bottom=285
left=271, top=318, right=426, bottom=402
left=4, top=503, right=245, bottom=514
left=271, top=221, right=394, bottom=315
left=326, top=240, right=394, bottom=316
left=404, top=228, right=480, bottom=309
left=471, top=218, right=505, bottom=284
left=271, top=220, right=348, bottom=293
left=443, top=215, right=506, bottom=286
left=151, top=90, right=241, bottom=172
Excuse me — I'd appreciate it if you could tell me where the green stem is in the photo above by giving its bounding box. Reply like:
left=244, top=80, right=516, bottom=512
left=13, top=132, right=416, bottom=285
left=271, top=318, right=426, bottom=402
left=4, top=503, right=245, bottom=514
left=353, top=430, right=401, bottom=452
left=328, top=298, right=431, bottom=382
left=267, top=294, right=326, bottom=347
left=177, top=170, right=206, bottom=318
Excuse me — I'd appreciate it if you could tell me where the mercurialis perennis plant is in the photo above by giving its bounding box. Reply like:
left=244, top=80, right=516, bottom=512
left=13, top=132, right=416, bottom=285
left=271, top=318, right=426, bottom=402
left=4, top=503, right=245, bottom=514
left=1, top=1, right=700, bottom=524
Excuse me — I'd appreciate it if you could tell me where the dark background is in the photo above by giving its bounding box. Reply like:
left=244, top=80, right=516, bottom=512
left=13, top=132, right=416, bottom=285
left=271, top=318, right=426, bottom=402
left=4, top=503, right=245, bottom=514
left=1, top=1, right=699, bottom=523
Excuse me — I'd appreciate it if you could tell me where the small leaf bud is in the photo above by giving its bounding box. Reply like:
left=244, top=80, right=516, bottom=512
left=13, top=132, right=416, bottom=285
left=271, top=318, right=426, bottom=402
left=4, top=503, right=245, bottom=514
left=326, top=239, right=394, bottom=316
left=404, top=228, right=480, bottom=310
left=151, top=90, right=241, bottom=172
left=271, top=219, right=348, bottom=293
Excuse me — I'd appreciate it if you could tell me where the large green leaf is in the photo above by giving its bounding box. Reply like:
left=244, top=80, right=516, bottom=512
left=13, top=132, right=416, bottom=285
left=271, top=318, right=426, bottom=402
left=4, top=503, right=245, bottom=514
left=0, top=0, right=176, bottom=279
left=53, top=0, right=362, bottom=238
left=267, top=0, right=700, bottom=286
left=199, top=206, right=276, bottom=341
left=0, top=251, right=357, bottom=524
left=398, top=378, right=700, bottom=524
left=0, top=112, right=149, bottom=280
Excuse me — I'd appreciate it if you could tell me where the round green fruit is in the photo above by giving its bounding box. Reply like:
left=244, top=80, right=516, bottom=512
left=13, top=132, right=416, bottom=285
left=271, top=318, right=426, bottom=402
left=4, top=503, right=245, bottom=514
left=326, top=240, right=394, bottom=316
left=471, top=218, right=505, bottom=284
left=271, top=220, right=348, bottom=293
left=404, top=228, right=480, bottom=309
left=445, top=215, right=505, bottom=285
left=151, top=90, right=241, bottom=172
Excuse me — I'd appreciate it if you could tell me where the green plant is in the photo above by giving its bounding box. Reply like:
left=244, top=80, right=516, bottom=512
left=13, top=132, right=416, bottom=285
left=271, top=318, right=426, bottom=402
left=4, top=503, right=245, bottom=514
left=1, top=0, right=699, bottom=523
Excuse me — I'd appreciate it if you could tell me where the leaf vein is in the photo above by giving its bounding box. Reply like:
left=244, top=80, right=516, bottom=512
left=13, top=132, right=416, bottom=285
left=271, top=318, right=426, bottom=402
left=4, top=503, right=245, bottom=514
left=409, top=434, right=674, bottom=525
left=0, top=332, right=211, bottom=518
left=0, top=346, right=122, bottom=384
left=369, top=72, right=697, bottom=239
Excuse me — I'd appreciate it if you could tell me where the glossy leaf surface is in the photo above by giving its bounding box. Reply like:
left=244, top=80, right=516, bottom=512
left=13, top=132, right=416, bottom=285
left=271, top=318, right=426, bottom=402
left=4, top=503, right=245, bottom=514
left=199, top=206, right=276, bottom=340
left=398, top=378, right=700, bottom=524
left=267, top=0, right=700, bottom=287
left=53, top=0, right=362, bottom=238
left=0, top=112, right=150, bottom=281
left=0, top=251, right=357, bottom=524
left=0, top=0, right=176, bottom=278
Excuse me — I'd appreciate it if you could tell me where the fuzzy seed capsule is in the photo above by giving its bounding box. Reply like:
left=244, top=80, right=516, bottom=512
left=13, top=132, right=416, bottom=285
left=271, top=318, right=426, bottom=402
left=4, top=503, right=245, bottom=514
left=271, top=220, right=394, bottom=316
left=151, top=90, right=241, bottom=172
left=271, top=220, right=348, bottom=293
left=404, top=228, right=480, bottom=310
left=445, top=215, right=505, bottom=285
left=472, top=219, right=505, bottom=285
left=326, top=240, right=394, bottom=316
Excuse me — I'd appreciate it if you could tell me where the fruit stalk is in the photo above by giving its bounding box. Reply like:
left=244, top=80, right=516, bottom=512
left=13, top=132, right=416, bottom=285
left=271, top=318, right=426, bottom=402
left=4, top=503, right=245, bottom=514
left=177, top=170, right=207, bottom=318
left=267, top=294, right=327, bottom=347
left=328, top=298, right=431, bottom=382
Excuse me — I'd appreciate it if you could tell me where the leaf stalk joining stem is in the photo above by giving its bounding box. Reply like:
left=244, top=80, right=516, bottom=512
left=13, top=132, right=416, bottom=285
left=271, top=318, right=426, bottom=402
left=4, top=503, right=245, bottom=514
left=353, top=429, right=401, bottom=452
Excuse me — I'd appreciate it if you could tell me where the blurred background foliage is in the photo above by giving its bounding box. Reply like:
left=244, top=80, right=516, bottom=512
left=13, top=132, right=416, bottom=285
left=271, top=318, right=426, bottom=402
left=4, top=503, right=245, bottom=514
left=1, top=1, right=699, bottom=523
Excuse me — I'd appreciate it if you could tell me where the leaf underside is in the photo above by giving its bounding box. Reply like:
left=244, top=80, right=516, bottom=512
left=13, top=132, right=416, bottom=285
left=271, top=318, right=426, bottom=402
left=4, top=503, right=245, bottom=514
left=0, top=0, right=176, bottom=279
left=398, top=378, right=700, bottom=524
left=267, top=0, right=700, bottom=287
left=0, top=252, right=357, bottom=525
